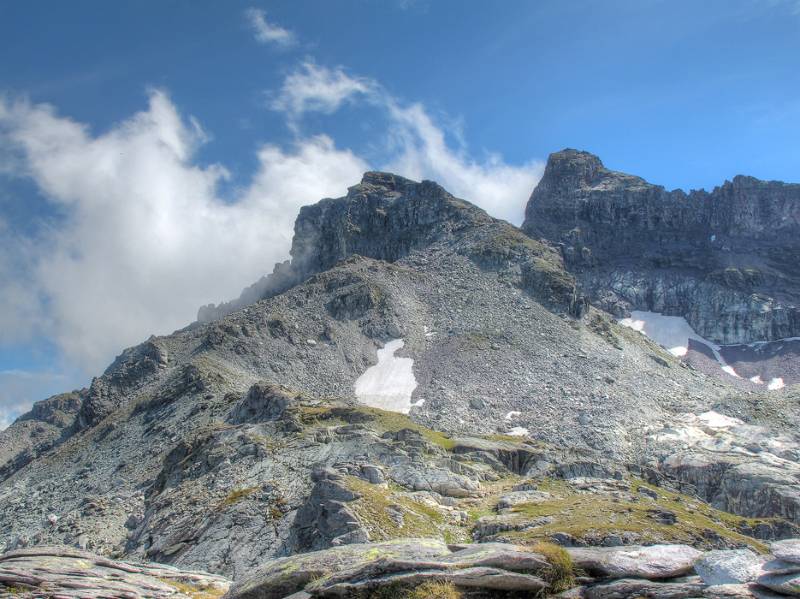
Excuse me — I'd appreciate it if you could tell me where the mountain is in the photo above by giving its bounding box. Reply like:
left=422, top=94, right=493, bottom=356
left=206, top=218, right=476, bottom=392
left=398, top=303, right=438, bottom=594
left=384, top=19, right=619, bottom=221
left=1, top=163, right=799, bottom=598
left=524, top=149, right=800, bottom=388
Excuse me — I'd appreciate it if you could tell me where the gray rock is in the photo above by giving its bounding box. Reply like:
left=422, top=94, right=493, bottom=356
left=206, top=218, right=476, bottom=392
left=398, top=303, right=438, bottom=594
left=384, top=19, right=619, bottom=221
left=568, top=544, right=702, bottom=580
left=0, top=545, right=229, bottom=598
left=497, top=490, right=551, bottom=510
left=695, top=549, right=767, bottom=585
left=584, top=577, right=706, bottom=599
left=523, top=149, right=800, bottom=345
left=225, top=539, right=552, bottom=599
left=756, top=571, right=800, bottom=596
left=771, top=539, right=800, bottom=565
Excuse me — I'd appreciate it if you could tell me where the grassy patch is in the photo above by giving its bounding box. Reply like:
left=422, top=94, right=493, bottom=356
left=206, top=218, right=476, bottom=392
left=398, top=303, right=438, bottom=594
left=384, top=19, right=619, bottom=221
left=406, top=580, right=462, bottom=599
left=363, top=580, right=462, bottom=599
left=299, top=404, right=456, bottom=451
left=344, top=476, right=470, bottom=542
left=501, top=477, right=770, bottom=551
left=464, top=475, right=523, bottom=522
left=159, top=578, right=227, bottom=599
left=586, top=311, right=622, bottom=350
left=531, top=541, right=575, bottom=593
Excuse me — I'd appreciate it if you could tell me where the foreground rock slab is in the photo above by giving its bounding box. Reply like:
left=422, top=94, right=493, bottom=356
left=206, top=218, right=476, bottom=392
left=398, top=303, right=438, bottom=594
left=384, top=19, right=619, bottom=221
left=0, top=546, right=230, bottom=598
left=225, top=538, right=552, bottom=599
left=772, top=541, right=800, bottom=565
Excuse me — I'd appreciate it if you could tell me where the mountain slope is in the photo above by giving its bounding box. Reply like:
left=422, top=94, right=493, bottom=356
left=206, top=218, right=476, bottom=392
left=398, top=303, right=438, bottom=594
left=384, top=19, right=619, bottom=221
left=0, top=170, right=797, bottom=582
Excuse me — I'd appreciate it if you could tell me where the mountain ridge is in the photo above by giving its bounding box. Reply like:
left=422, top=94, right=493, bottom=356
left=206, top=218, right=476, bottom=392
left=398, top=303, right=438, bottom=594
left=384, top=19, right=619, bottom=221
left=1, top=156, right=799, bottom=597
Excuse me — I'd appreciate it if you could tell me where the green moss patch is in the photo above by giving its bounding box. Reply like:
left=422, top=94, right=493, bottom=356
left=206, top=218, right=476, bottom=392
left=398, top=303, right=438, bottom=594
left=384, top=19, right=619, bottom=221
left=299, top=404, right=456, bottom=451
left=501, top=477, right=770, bottom=551
left=345, top=476, right=469, bottom=543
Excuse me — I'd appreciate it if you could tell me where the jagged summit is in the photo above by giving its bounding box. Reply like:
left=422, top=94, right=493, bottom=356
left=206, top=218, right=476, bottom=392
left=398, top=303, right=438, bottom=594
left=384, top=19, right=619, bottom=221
left=525, top=149, right=800, bottom=244
left=200, top=170, right=527, bottom=322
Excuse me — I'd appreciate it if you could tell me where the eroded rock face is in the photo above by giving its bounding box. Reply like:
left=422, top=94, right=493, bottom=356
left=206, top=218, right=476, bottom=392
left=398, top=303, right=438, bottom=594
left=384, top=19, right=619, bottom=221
left=0, top=391, right=84, bottom=483
left=224, top=539, right=551, bottom=599
left=0, top=545, right=230, bottom=598
left=522, top=149, right=800, bottom=344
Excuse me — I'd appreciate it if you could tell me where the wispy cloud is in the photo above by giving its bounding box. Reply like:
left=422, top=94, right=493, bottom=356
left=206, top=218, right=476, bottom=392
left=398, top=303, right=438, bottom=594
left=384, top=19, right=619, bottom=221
left=244, top=7, right=296, bottom=47
left=270, top=62, right=377, bottom=119
left=270, top=62, right=544, bottom=224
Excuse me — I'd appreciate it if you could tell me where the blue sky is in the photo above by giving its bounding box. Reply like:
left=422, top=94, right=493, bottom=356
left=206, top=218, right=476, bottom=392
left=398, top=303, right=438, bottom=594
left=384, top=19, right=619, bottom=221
left=1, top=0, right=799, bottom=427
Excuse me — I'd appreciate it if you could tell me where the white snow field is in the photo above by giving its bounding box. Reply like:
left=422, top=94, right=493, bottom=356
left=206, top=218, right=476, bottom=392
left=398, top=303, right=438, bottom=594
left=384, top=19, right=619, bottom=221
left=619, top=311, right=741, bottom=378
left=354, top=338, right=420, bottom=414
left=506, top=426, right=530, bottom=437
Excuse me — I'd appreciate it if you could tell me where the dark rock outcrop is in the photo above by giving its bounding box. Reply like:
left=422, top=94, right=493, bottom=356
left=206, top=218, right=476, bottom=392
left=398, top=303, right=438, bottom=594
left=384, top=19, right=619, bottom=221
left=523, top=149, right=800, bottom=344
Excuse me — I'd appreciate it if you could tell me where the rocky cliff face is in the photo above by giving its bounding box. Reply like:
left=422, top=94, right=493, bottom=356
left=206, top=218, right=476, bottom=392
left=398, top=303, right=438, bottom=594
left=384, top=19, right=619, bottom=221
left=523, top=149, right=800, bottom=344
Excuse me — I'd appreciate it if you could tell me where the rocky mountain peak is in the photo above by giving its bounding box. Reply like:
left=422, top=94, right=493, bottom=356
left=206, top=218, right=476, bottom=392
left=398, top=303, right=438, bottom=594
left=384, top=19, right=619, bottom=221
left=199, top=171, right=492, bottom=322
left=4, top=156, right=800, bottom=597
left=540, top=148, right=606, bottom=185
left=522, top=149, right=800, bottom=345
left=289, top=171, right=489, bottom=276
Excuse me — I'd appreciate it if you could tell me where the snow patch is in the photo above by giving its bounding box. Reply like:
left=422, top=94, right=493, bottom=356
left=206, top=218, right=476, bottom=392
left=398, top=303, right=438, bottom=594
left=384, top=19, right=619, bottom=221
left=354, top=339, right=419, bottom=414
left=505, top=411, right=521, bottom=420
left=698, top=411, right=743, bottom=429
left=506, top=427, right=529, bottom=437
left=619, top=311, right=741, bottom=378
left=768, top=377, right=785, bottom=391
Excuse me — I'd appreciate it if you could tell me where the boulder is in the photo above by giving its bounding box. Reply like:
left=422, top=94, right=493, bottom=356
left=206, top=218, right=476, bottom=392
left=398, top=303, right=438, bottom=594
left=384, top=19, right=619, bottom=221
left=695, top=549, right=767, bottom=585
left=756, top=571, right=800, bottom=596
left=568, top=544, right=702, bottom=580
left=497, top=490, right=551, bottom=510
left=771, top=539, right=800, bottom=565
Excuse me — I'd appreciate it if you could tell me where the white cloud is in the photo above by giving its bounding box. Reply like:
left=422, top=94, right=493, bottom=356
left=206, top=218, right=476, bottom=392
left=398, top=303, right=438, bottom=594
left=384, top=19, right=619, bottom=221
left=245, top=8, right=296, bottom=47
left=0, top=91, right=367, bottom=374
left=270, top=62, right=543, bottom=224
left=270, top=62, right=377, bottom=119
left=384, top=101, right=543, bottom=224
